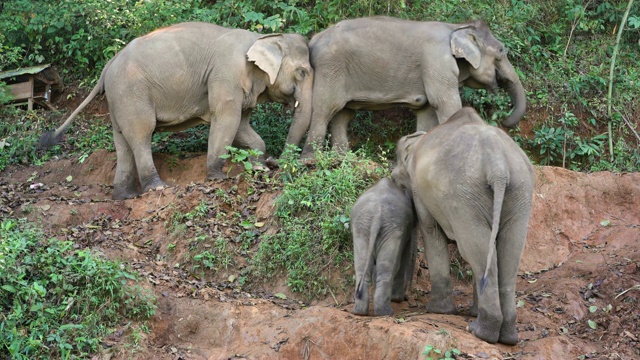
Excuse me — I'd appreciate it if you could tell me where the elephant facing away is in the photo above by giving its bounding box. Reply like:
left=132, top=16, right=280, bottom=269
left=285, top=16, right=526, bottom=157
left=41, top=22, right=313, bottom=200
left=351, top=177, right=416, bottom=316
left=391, top=107, right=534, bottom=345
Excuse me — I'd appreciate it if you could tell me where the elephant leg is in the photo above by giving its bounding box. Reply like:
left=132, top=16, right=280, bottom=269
left=455, top=223, right=502, bottom=344
left=417, top=207, right=456, bottom=314
left=391, top=228, right=414, bottom=302
left=423, top=73, right=462, bottom=124
left=206, top=97, right=243, bottom=179
left=112, top=110, right=165, bottom=196
left=301, top=104, right=342, bottom=158
left=112, top=128, right=140, bottom=200
left=470, top=280, right=479, bottom=317
left=496, top=220, right=528, bottom=345
left=414, top=105, right=439, bottom=132
left=352, top=227, right=370, bottom=315
left=232, top=110, right=267, bottom=163
left=373, top=238, right=401, bottom=316
left=329, top=109, right=356, bottom=153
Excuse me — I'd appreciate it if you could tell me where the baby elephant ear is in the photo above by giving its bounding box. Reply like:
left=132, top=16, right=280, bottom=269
left=450, top=27, right=482, bottom=69
left=247, top=34, right=284, bottom=85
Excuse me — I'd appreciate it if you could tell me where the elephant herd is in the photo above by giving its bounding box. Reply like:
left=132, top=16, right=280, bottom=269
left=42, top=16, right=534, bottom=345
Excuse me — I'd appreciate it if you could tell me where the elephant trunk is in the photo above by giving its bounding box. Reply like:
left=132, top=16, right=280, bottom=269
left=285, top=69, right=314, bottom=150
left=497, top=59, right=526, bottom=129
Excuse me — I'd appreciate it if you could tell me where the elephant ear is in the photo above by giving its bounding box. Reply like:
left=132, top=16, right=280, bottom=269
left=450, top=27, right=482, bottom=69
left=247, top=34, right=284, bottom=85
left=399, top=131, right=426, bottom=165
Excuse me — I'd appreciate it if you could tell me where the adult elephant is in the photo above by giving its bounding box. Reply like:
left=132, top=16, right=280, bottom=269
left=285, top=16, right=526, bottom=156
left=41, top=22, right=313, bottom=200
left=391, top=107, right=534, bottom=345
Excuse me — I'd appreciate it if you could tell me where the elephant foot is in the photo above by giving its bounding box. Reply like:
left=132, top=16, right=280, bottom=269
left=207, top=169, right=227, bottom=180
left=391, top=293, right=408, bottom=303
left=265, top=156, right=279, bottom=169
left=142, top=180, right=169, bottom=194
left=373, top=304, right=394, bottom=316
left=469, top=302, right=478, bottom=317
left=467, top=320, right=500, bottom=344
left=112, top=187, right=141, bottom=200
left=352, top=303, right=369, bottom=316
left=498, top=322, right=519, bottom=345
left=426, top=299, right=456, bottom=315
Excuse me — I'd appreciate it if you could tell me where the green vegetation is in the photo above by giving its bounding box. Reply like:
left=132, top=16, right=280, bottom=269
left=422, top=344, right=462, bottom=360
left=251, top=149, right=388, bottom=297
left=0, top=218, right=156, bottom=359
left=1, top=0, right=638, bottom=171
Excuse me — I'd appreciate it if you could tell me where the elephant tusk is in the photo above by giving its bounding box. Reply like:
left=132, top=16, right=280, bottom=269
left=294, top=100, right=299, bottom=108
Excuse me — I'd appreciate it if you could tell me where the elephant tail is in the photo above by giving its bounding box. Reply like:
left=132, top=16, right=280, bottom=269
left=355, top=207, right=382, bottom=301
left=39, top=62, right=110, bottom=148
left=480, top=176, right=508, bottom=294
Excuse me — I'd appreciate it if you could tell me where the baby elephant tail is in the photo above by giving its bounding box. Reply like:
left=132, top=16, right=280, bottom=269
left=480, top=177, right=507, bottom=294
left=355, top=207, right=382, bottom=301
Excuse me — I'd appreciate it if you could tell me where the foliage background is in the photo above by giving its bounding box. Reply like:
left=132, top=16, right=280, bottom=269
left=1, top=0, right=639, bottom=171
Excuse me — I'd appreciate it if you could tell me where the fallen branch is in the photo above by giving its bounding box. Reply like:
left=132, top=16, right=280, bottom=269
left=613, top=105, right=640, bottom=143
left=615, top=284, right=640, bottom=299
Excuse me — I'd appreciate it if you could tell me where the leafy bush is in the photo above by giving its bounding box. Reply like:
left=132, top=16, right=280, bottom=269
left=0, top=109, right=61, bottom=171
left=1, top=0, right=639, bottom=171
left=250, top=149, right=388, bottom=297
left=0, top=218, right=156, bottom=359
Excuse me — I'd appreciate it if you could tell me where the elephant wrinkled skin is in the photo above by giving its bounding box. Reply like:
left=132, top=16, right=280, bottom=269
left=41, top=22, right=313, bottom=200
left=351, top=178, right=416, bottom=316
left=285, top=16, right=526, bottom=156
left=392, top=107, right=534, bottom=345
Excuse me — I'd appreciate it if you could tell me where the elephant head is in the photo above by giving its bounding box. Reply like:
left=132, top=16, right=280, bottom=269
left=451, top=20, right=526, bottom=128
left=391, top=131, right=426, bottom=192
left=247, top=33, right=314, bottom=145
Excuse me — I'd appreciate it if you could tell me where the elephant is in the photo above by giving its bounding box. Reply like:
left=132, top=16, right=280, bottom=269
left=40, top=22, right=313, bottom=200
left=351, top=177, right=416, bottom=316
left=391, top=107, right=534, bottom=345
left=284, top=16, right=526, bottom=157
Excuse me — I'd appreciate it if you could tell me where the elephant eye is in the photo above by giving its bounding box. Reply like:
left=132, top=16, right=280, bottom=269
left=296, top=68, right=308, bottom=81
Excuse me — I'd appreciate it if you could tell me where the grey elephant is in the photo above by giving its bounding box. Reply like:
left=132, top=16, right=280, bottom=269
left=284, top=16, right=526, bottom=157
left=351, top=177, right=416, bottom=316
left=41, top=22, right=313, bottom=200
left=391, top=107, right=534, bottom=345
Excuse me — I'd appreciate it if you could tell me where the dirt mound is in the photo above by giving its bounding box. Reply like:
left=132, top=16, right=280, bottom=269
left=2, top=151, right=639, bottom=359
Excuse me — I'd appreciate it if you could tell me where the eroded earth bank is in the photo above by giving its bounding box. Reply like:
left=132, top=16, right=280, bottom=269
left=1, top=150, right=639, bottom=359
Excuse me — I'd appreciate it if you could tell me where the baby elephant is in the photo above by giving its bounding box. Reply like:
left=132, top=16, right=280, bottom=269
left=351, top=177, right=416, bottom=316
left=392, top=107, right=534, bottom=344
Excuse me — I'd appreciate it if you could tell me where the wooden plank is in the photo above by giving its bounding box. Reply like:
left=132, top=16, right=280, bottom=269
left=8, top=80, right=33, bottom=100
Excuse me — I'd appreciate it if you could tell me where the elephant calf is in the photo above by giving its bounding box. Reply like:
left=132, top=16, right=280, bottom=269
left=392, top=107, right=534, bottom=344
left=351, top=177, right=416, bottom=316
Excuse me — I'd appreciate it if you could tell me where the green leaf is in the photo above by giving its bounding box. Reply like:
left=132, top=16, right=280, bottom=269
left=1, top=284, right=16, bottom=293
left=422, top=345, right=434, bottom=355
left=66, top=175, right=73, bottom=182
left=588, top=320, right=597, bottom=329
left=589, top=305, right=598, bottom=313
left=600, top=219, right=611, bottom=227
left=274, top=292, right=287, bottom=300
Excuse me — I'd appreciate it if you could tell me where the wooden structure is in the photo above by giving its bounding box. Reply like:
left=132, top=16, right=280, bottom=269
left=0, top=64, right=62, bottom=110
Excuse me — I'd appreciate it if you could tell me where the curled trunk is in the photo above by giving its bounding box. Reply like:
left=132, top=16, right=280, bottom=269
left=497, top=59, right=526, bottom=128
left=285, top=69, right=314, bottom=150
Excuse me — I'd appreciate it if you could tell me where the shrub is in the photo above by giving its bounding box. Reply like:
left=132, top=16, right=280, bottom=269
left=0, top=218, right=156, bottom=359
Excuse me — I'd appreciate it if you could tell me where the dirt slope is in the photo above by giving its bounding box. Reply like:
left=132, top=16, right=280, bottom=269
left=1, top=150, right=639, bottom=360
